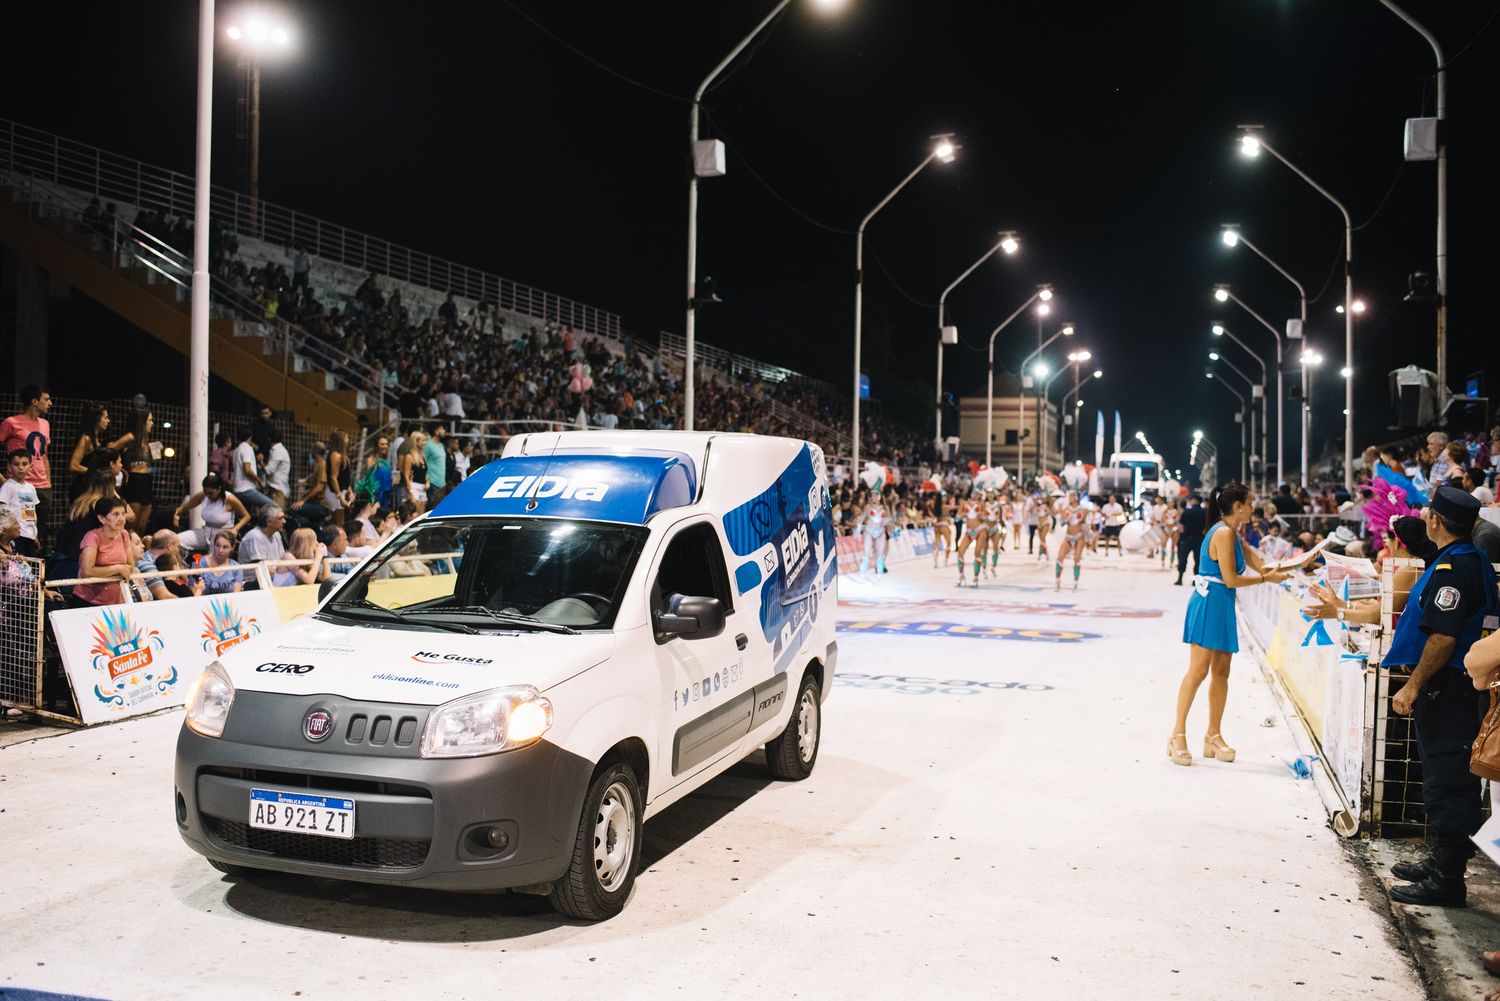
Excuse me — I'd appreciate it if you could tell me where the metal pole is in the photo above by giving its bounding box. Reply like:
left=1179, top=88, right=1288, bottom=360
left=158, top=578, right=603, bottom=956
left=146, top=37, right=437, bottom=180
left=1223, top=290, right=1283, bottom=490
left=1253, top=135, right=1355, bottom=490
left=936, top=237, right=1006, bottom=455
left=685, top=0, right=793, bottom=433
left=984, top=290, right=1043, bottom=468
left=1212, top=325, right=1268, bottom=495
left=249, top=59, right=260, bottom=238
left=1376, top=0, right=1446, bottom=396
left=1235, top=231, right=1309, bottom=482
left=190, top=0, right=213, bottom=526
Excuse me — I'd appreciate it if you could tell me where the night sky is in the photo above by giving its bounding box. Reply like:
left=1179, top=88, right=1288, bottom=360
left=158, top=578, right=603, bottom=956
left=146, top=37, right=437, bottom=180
left=4, top=1, right=1495, bottom=479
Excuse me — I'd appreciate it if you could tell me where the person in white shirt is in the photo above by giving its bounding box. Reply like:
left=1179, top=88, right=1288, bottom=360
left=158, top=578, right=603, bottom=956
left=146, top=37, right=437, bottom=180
left=0, top=449, right=40, bottom=556
left=438, top=387, right=465, bottom=422
left=264, top=431, right=292, bottom=504
left=238, top=505, right=287, bottom=565
left=232, top=426, right=273, bottom=512
left=453, top=439, right=474, bottom=482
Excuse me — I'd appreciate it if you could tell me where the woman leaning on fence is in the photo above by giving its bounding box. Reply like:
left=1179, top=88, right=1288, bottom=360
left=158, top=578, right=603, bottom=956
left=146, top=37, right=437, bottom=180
left=1168, top=482, right=1291, bottom=767
left=72, top=497, right=142, bottom=607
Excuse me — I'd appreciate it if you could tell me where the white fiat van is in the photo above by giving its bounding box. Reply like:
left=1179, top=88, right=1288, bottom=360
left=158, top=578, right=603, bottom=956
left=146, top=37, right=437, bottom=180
left=174, top=431, right=838, bottom=919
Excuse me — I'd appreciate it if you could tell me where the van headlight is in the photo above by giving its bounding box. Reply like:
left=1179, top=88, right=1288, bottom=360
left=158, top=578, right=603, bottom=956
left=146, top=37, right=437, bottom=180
left=420, top=686, right=553, bottom=759
left=185, top=660, right=236, bottom=738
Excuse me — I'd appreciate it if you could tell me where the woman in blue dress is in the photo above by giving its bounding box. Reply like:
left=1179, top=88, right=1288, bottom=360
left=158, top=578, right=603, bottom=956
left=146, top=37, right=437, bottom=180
left=1169, top=482, right=1290, bottom=766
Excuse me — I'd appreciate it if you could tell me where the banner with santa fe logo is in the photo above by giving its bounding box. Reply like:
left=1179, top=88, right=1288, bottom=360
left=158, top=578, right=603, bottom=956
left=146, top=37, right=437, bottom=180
left=50, top=593, right=279, bottom=726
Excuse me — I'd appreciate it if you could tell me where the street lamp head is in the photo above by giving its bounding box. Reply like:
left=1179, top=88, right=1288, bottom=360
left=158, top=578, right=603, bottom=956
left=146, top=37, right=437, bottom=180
left=1067, top=350, right=1091, bottom=362
left=226, top=12, right=295, bottom=52
left=1352, top=299, right=1367, bottom=314
left=1208, top=352, right=1220, bottom=361
left=1211, top=323, right=1225, bottom=336
left=1204, top=372, right=1214, bottom=379
left=999, top=232, right=1020, bottom=255
left=1193, top=430, right=1204, bottom=439
left=811, top=0, right=849, bottom=11
left=1092, top=369, right=1103, bottom=379
left=1340, top=366, right=1353, bottom=378
left=1060, top=324, right=1075, bottom=336
left=931, top=135, right=958, bottom=163
left=1075, top=399, right=1084, bottom=408
left=1238, top=134, right=1262, bottom=158
left=1220, top=225, right=1240, bottom=248
left=1037, top=286, right=1053, bottom=302
left=1301, top=351, right=1324, bottom=366
left=1213, top=285, right=1230, bottom=303
left=1032, top=363, right=1050, bottom=379
left=1036, top=302, right=1051, bottom=317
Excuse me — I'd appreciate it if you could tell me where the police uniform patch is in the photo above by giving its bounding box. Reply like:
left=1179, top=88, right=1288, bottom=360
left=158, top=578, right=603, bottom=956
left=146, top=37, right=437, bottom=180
left=1434, top=585, right=1461, bottom=611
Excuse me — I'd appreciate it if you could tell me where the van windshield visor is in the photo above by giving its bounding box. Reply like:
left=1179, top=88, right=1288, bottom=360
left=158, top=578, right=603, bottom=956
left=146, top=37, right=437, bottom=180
left=322, top=518, right=647, bottom=631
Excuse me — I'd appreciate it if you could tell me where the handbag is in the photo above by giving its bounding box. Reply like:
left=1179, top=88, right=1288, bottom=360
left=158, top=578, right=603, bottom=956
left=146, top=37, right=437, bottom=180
left=1470, top=680, right=1500, bottom=781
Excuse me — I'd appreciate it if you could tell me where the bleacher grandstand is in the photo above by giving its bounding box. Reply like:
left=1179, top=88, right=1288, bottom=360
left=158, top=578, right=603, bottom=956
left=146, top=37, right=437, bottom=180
left=0, top=118, right=923, bottom=468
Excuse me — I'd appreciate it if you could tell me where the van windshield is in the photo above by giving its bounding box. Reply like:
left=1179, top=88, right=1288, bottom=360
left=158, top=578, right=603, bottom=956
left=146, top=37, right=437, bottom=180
left=322, top=518, right=647, bottom=631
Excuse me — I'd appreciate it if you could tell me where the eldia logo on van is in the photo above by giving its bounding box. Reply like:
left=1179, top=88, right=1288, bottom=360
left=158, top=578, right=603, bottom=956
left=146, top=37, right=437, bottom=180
left=412, top=650, right=494, bottom=666
left=256, top=662, right=315, bottom=674
left=483, top=474, right=609, bottom=501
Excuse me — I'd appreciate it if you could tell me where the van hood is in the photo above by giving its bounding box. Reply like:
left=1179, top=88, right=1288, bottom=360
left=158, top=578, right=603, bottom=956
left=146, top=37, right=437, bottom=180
left=220, top=613, right=616, bottom=705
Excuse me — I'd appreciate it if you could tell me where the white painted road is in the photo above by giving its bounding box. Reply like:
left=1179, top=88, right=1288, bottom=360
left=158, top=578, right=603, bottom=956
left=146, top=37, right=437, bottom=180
left=0, top=540, right=1421, bottom=1000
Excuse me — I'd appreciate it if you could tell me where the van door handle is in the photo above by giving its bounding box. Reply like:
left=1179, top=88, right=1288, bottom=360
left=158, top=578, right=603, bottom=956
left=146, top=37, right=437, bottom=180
left=735, top=633, right=748, bottom=651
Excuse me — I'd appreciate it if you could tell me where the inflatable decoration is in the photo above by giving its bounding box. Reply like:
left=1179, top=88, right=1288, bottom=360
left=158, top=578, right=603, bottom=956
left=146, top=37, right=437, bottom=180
left=568, top=363, right=594, bottom=395
left=1119, top=519, right=1159, bottom=554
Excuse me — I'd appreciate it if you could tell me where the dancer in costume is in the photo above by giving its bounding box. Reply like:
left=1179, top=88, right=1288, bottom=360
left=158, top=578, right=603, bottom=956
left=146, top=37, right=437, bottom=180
left=955, top=494, right=988, bottom=588
left=1055, top=490, right=1090, bottom=591
left=855, top=495, right=891, bottom=574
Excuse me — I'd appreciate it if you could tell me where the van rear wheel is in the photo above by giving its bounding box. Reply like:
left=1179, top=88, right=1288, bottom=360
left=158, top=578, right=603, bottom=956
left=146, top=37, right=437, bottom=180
left=766, top=673, right=821, bottom=781
left=549, top=762, right=643, bottom=921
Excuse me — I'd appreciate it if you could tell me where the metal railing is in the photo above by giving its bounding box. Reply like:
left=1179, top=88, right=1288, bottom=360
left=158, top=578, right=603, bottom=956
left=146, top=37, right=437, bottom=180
left=5, top=169, right=398, bottom=418
left=0, top=117, right=621, bottom=338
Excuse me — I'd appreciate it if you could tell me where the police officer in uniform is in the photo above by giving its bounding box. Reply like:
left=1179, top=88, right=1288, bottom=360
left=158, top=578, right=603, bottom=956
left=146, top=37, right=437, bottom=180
left=1384, top=486, right=1499, bottom=906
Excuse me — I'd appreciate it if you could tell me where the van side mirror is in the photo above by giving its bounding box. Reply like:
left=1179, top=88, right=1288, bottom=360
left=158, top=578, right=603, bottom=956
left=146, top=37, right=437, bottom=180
left=655, top=594, right=725, bottom=640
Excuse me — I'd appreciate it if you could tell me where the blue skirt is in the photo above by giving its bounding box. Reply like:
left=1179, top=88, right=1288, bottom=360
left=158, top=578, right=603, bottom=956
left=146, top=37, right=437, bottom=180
left=1182, top=580, right=1239, bottom=653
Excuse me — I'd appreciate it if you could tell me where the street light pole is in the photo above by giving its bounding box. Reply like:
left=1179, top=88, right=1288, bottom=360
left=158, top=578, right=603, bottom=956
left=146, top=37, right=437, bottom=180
left=1211, top=324, right=1268, bottom=495
left=936, top=232, right=1017, bottom=456
left=985, top=286, right=1051, bottom=468
left=685, top=0, right=800, bottom=431
left=1221, top=224, right=1309, bottom=482
left=854, top=137, right=956, bottom=474
left=1060, top=369, right=1099, bottom=460
left=1376, top=0, right=1446, bottom=396
left=1208, top=361, right=1252, bottom=484
left=1214, top=285, right=1284, bottom=491
left=190, top=0, right=215, bottom=518
left=1239, top=129, right=1355, bottom=490
left=1016, top=322, right=1074, bottom=477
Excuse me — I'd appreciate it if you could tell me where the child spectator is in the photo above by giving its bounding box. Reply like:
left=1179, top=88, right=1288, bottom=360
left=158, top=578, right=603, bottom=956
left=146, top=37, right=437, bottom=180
left=0, top=449, right=41, bottom=557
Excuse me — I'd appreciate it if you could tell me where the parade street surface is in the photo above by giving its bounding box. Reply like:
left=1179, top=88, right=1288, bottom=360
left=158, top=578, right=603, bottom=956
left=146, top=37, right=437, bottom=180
left=1, top=548, right=1421, bottom=1001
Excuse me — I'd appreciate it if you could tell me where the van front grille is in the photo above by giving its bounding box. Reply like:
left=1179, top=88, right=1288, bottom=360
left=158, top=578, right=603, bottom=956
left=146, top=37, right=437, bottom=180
left=206, top=817, right=430, bottom=869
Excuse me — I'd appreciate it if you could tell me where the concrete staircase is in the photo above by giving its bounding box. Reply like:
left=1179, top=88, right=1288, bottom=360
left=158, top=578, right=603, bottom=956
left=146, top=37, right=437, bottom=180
left=0, top=187, right=372, bottom=431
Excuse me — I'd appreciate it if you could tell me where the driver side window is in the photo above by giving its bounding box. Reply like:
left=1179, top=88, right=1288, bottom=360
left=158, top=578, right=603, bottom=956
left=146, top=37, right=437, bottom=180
left=651, top=523, right=733, bottom=618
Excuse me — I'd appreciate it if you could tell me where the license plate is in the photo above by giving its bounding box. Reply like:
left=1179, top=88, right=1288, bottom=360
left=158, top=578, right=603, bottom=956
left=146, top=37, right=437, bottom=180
left=249, top=788, right=356, bottom=840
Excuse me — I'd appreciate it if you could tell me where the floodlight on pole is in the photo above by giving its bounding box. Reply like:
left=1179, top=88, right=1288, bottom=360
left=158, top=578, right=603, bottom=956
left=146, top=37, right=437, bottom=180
left=999, top=231, right=1020, bottom=255
left=224, top=8, right=296, bottom=240
left=1214, top=286, right=1230, bottom=303
left=1038, top=287, right=1054, bottom=302
left=852, top=131, right=957, bottom=472
left=686, top=0, right=846, bottom=432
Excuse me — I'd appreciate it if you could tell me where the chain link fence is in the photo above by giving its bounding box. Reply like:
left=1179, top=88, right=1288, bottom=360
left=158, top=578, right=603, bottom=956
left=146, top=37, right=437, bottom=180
left=0, top=391, right=359, bottom=545
left=0, top=552, right=44, bottom=713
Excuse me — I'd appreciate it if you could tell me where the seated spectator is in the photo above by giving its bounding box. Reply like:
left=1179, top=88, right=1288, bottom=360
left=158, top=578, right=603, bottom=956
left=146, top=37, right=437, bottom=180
left=319, top=525, right=374, bottom=580
left=272, top=527, right=328, bottom=586
left=238, top=505, right=287, bottom=564
left=54, top=469, right=128, bottom=572
left=155, top=551, right=204, bottom=598
left=73, top=497, right=141, bottom=606
left=175, top=473, right=252, bottom=552
left=195, top=529, right=245, bottom=594
left=135, top=529, right=181, bottom=600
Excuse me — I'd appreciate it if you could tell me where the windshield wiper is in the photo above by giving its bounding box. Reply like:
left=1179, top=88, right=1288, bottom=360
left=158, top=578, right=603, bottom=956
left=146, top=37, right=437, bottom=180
left=445, top=605, right=581, bottom=635
left=328, top=597, right=479, bottom=634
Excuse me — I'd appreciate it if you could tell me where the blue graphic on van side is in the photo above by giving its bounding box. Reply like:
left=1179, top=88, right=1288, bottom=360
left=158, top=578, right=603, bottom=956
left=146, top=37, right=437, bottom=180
left=734, top=560, right=763, bottom=595
left=431, top=453, right=696, bottom=525
left=721, top=443, right=835, bottom=663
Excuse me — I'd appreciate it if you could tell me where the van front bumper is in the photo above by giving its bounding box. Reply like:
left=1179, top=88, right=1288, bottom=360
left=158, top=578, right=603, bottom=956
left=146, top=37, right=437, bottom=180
left=173, top=691, right=593, bottom=892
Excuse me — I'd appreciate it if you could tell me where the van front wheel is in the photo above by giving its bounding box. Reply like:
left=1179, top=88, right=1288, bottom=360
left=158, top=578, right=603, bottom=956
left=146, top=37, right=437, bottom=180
left=766, top=673, right=821, bottom=780
left=549, top=762, right=643, bottom=921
